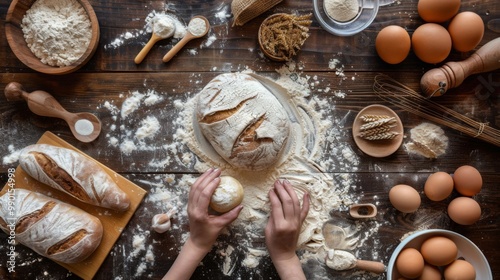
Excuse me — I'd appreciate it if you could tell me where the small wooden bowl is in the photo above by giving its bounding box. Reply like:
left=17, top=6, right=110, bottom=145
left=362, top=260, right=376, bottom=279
left=5, top=0, right=100, bottom=75
left=258, top=13, right=289, bottom=62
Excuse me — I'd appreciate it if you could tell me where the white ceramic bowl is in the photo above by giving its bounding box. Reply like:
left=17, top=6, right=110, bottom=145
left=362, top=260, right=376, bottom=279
left=387, top=229, right=492, bottom=280
left=313, top=0, right=379, bottom=36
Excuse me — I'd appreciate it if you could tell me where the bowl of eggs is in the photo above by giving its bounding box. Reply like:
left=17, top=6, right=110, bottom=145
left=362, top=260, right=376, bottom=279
left=387, top=229, right=492, bottom=280
left=5, top=0, right=100, bottom=75
left=313, top=0, right=379, bottom=36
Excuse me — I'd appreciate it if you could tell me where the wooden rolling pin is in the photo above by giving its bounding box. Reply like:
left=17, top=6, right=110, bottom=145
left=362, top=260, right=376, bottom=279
left=420, top=37, right=500, bottom=97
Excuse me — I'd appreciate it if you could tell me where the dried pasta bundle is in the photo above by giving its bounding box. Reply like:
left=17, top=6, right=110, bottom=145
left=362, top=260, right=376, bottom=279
left=259, top=13, right=312, bottom=61
left=231, top=0, right=283, bottom=26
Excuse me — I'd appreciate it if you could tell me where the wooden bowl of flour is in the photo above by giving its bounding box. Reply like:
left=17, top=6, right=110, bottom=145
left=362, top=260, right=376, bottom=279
left=5, top=0, right=100, bottom=75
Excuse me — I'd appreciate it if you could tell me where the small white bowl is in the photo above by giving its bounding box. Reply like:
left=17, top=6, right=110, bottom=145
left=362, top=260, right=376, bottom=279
left=387, top=229, right=492, bottom=280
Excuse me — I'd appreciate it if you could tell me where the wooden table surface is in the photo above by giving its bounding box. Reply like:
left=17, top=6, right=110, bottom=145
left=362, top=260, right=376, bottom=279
left=1, top=0, right=499, bottom=279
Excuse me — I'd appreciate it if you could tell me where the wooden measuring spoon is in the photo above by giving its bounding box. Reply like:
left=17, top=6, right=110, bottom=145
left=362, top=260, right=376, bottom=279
left=134, top=15, right=176, bottom=64
left=326, top=249, right=386, bottom=274
left=4, top=82, right=101, bottom=143
left=162, top=16, right=210, bottom=63
left=420, top=37, right=500, bottom=97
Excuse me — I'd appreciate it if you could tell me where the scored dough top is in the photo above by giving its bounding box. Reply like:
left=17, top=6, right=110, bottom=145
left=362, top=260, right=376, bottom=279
left=196, top=73, right=290, bottom=171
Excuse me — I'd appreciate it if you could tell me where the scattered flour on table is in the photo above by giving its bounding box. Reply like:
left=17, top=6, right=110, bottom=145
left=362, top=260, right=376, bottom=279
left=21, top=0, right=92, bottom=66
left=99, top=89, right=165, bottom=157
left=2, top=144, right=22, bottom=165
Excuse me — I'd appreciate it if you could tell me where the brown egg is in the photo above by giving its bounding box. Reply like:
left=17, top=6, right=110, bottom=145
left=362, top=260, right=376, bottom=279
left=412, top=23, right=452, bottom=64
left=448, top=197, right=481, bottom=225
left=389, top=184, right=421, bottom=213
left=419, top=263, right=442, bottom=280
left=448, top=12, right=484, bottom=52
left=424, top=171, right=454, bottom=201
left=420, top=236, right=458, bottom=266
left=453, top=165, right=482, bottom=196
left=444, top=259, right=476, bottom=280
left=417, top=0, right=461, bottom=23
left=396, top=248, right=425, bottom=279
left=375, top=25, right=411, bottom=64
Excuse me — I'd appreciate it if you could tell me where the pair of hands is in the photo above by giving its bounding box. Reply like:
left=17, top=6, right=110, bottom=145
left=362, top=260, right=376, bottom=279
left=185, top=168, right=310, bottom=279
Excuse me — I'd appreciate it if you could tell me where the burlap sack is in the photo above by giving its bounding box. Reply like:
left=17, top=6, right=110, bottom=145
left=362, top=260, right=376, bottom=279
left=231, top=0, right=283, bottom=26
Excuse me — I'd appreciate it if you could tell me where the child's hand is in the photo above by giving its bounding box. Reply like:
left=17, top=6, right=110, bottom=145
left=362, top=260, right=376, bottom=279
left=265, top=179, right=310, bottom=263
left=187, top=168, right=243, bottom=253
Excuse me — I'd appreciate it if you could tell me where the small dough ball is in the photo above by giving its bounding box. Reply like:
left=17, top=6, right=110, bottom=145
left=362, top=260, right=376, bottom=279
left=453, top=165, right=482, bottom=196
left=424, top=171, right=454, bottom=201
left=375, top=25, right=411, bottom=64
left=210, top=176, right=244, bottom=213
left=444, top=259, right=476, bottom=280
left=389, top=184, right=421, bottom=213
left=448, top=197, right=481, bottom=225
left=396, top=248, right=425, bottom=279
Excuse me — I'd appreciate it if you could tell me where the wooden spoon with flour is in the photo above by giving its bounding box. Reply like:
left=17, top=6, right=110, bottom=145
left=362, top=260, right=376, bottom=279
left=325, top=249, right=386, bottom=274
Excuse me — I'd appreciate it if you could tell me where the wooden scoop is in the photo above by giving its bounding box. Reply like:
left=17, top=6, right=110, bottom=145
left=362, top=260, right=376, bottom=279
left=326, top=249, right=386, bottom=274
left=349, top=203, right=377, bottom=218
left=420, top=37, right=500, bottom=97
left=4, top=82, right=101, bottom=143
left=162, top=16, right=210, bottom=63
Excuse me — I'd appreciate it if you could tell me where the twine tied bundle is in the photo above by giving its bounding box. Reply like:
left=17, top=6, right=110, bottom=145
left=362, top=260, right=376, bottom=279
left=373, top=74, right=500, bottom=147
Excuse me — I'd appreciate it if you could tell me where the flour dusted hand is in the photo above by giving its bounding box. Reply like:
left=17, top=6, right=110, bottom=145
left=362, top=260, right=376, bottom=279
left=0, top=189, right=103, bottom=263
left=19, top=144, right=130, bottom=211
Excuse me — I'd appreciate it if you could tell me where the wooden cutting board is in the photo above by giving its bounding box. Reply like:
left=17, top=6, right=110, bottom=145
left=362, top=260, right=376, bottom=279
left=1, top=131, right=147, bottom=279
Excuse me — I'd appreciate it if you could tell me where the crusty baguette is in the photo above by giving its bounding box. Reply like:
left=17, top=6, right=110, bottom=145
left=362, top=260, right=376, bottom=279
left=18, top=144, right=130, bottom=211
left=0, top=189, right=103, bottom=263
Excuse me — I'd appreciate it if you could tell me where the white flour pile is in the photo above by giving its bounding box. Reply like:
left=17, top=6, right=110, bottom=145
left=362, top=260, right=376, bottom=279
left=21, top=0, right=92, bottom=67
left=405, top=122, right=449, bottom=159
left=324, top=0, right=359, bottom=22
left=188, top=17, right=207, bottom=36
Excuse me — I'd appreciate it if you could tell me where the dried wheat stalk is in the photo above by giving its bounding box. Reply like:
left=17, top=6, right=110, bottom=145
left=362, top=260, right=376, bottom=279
left=373, top=74, right=500, bottom=147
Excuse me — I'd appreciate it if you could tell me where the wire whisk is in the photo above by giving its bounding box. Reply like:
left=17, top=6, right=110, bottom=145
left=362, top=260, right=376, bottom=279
left=373, top=74, right=500, bottom=147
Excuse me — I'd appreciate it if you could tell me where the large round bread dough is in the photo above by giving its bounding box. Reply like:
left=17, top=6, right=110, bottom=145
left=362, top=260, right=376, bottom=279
left=210, top=176, right=244, bottom=213
left=196, top=73, right=290, bottom=171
